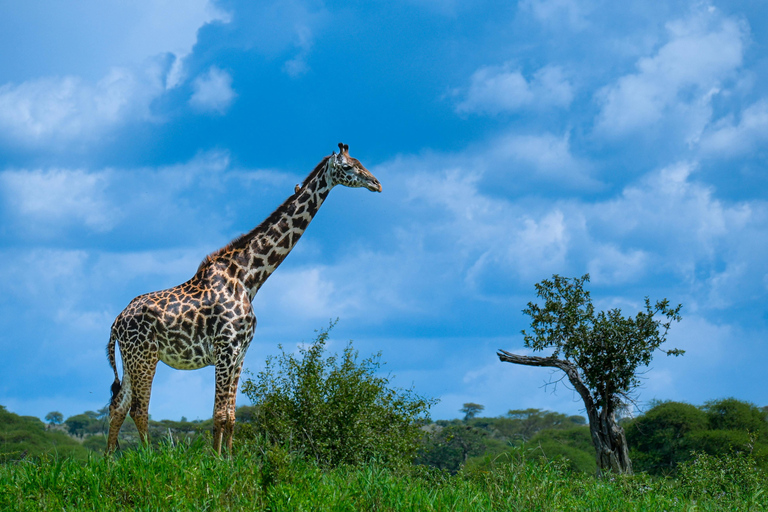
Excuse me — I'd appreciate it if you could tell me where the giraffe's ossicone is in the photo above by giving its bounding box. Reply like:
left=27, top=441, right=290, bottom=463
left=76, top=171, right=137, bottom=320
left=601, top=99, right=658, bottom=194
left=106, top=143, right=381, bottom=455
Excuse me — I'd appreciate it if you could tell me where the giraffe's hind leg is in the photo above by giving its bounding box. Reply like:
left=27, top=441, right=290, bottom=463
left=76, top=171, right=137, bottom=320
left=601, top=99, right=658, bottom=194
left=129, top=357, right=158, bottom=446
left=106, top=373, right=132, bottom=454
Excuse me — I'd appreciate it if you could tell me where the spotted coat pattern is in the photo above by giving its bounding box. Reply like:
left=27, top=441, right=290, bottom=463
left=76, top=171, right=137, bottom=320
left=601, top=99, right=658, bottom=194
left=106, top=144, right=381, bottom=454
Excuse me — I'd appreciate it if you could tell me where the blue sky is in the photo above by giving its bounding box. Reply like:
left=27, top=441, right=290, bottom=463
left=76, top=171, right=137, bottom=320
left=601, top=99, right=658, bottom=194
left=1, top=0, right=766, bottom=422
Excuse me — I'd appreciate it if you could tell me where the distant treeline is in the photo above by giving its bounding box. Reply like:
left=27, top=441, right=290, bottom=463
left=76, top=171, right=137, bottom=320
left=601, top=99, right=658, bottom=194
left=418, top=399, right=768, bottom=475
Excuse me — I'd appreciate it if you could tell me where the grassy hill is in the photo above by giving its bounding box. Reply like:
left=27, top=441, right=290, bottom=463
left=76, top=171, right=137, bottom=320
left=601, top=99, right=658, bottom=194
left=0, top=406, right=89, bottom=462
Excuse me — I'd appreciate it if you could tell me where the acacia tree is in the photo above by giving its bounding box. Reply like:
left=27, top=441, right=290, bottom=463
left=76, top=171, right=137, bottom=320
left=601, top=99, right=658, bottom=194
left=45, top=411, right=63, bottom=428
left=497, top=274, right=683, bottom=475
left=460, top=402, right=485, bottom=421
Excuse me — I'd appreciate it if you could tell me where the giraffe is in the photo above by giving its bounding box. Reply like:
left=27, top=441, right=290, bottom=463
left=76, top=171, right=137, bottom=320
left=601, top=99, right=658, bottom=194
left=106, top=143, right=382, bottom=454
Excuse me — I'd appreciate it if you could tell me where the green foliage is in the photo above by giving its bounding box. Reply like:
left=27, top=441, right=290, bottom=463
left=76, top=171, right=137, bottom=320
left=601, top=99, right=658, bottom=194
left=0, top=405, right=89, bottom=462
left=522, top=274, right=683, bottom=408
left=239, top=322, right=435, bottom=468
left=626, top=401, right=708, bottom=474
left=703, top=397, right=768, bottom=436
left=678, top=452, right=765, bottom=505
left=63, top=413, right=104, bottom=438
left=465, top=427, right=597, bottom=475
left=460, top=403, right=484, bottom=421
left=527, top=427, right=597, bottom=474
left=44, top=412, right=63, bottom=426
left=416, top=424, right=491, bottom=473
left=501, top=408, right=586, bottom=441
left=627, top=398, right=768, bottom=475
left=420, top=410, right=592, bottom=475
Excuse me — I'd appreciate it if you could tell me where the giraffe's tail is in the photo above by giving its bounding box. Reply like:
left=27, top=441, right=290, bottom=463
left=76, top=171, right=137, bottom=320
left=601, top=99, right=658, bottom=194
left=107, top=329, right=121, bottom=408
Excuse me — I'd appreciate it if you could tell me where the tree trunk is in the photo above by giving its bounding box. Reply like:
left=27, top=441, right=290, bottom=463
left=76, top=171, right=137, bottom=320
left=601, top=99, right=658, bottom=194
left=591, top=409, right=632, bottom=475
left=496, top=350, right=633, bottom=475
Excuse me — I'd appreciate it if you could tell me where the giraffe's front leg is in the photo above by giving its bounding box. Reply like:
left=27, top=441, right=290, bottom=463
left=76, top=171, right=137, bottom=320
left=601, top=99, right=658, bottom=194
left=224, top=360, right=245, bottom=452
left=213, top=358, right=234, bottom=455
left=213, top=337, right=251, bottom=455
left=212, top=307, right=255, bottom=455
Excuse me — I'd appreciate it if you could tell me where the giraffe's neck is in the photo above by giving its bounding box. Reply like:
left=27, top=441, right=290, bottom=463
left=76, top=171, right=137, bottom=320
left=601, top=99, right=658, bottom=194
left=202, top=157, right=335, bottom=301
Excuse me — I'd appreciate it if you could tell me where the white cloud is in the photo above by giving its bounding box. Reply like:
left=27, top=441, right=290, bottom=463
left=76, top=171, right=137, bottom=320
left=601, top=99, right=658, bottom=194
left=0, top=1, right=230, bottom=85
left=263, top=267, right=338, bottom=319
left=595, top=4, right=747, bottom=140
left=282, top=25, right=314, bottom=78
left=0, top=168, right=118, bottom=233
left=123, top=1, right=232, bottom=88
left=189, top=67, right=237, bottom=114
left=519, top=0, right=591, bottom=30
left=456, top=64, right=573, bottom=115
left=215, top=1, right=329, bottom=77
left=587, top=245, right=648, bottom=284
left=382, top=144, right=767, bottom=310
left=593, top=162, right=752, bottom=252
left=0, top=1, right=231, bottom=148
left=487, top=131, right=597, bottom=188
left=0, top=67, right=164, bottom=147
left=700, top=99, right=768, bottom=157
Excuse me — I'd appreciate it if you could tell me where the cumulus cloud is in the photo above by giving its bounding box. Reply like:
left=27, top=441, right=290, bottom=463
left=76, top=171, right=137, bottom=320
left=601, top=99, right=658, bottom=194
left=0, top=1, right=232, bottom=148
left=0, top=150, right=295, bottom=244
left=699, top=99, right=768, bottom=157
left=587, top=245, right=648, bottom=284
left=595, top=4, right=747, bottom=141
left=0, top=168, right=118, bottom=233
left=404, top=169, right=572, bottom=289
left=592, top=162, right=753, bottom=255
left=519, top=0, right=591, bottom=30
left=189, top=66, right=237, bottom=114
left=0, top=67, right=164, bottom=148
left=383, top=145, right=766, bottom=310
left=205, top=0, right=329, bottom=77
left=456, top=64, right=573, bottom=115
left=486, top=131, right=597, bottom=189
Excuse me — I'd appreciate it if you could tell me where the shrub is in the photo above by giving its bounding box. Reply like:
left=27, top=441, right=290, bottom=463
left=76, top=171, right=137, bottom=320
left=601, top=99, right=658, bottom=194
left=678, top=452, right=766, bottom=504
left=416, top=424, right=491, bottom=474
left=627, top=399, right=768, bottom=474
left=239, top=322, right=435, bottom=468
left=625, top=401, right=708, bottom=475
left=702, top=397, right=768, bottom=437
left=527, top=426, right=596, bottom=474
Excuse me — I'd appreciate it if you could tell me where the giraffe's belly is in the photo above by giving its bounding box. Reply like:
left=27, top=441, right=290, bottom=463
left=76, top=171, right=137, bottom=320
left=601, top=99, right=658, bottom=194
left=158, top=339, right=214, bottom=370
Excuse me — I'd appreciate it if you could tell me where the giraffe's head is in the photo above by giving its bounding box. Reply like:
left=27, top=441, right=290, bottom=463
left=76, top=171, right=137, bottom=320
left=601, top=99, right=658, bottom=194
left=328, top=143, right=382, bottom=192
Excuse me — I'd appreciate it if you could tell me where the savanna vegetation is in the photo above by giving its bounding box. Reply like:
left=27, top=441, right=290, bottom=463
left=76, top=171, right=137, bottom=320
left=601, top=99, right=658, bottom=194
left=2, top=319, right=766, bottom=510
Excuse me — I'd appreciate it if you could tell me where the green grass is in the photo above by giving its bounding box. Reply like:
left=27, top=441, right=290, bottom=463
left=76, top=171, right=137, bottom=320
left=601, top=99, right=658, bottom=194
left=2, top=440, right=766, bottom=511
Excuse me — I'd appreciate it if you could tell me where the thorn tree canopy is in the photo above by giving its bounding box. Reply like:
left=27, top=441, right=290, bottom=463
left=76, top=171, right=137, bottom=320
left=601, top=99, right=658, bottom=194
left=497, top=274, right=683, bottom=475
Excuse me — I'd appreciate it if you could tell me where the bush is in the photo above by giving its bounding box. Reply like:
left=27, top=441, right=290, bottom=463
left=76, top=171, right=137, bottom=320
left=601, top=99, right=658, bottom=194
left=239, top=322, right=435, bottom=468
left=625, top=401, right=708, bottom=475
left=527, top=427, right=596, bottom=474
left=627, top=399, right=768, bottom=475
left=678, top=452, right=766, bottom=504
left=702, top=397, right=768, bottom=437
left=416, top=424, right=491, bottom=474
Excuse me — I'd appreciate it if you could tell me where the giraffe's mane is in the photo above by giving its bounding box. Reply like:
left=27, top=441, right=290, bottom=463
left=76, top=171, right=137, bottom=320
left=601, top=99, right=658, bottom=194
left=195, top=155, right=332, bottom=275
